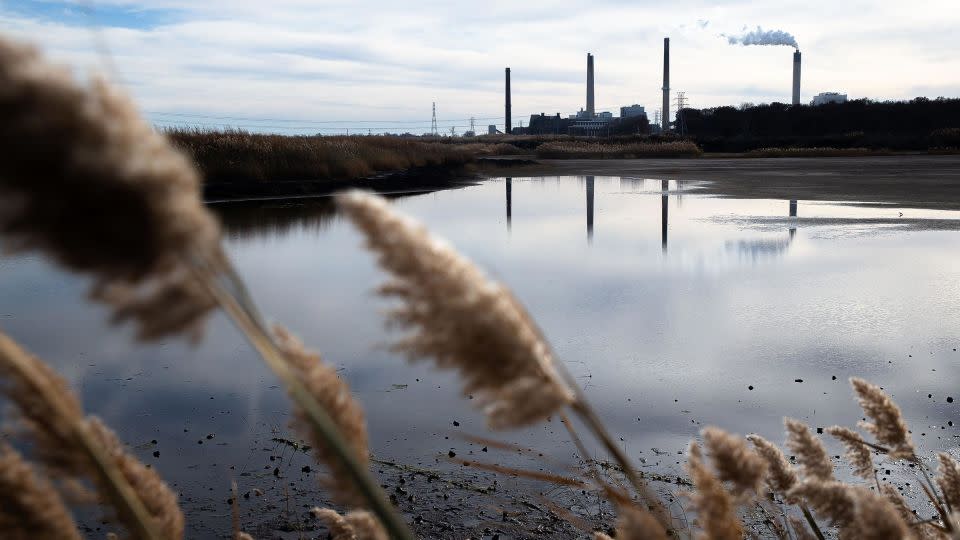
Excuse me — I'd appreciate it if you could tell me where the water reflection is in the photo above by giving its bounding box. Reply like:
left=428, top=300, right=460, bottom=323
left=790, top=199, right=798, bottom=240
left=3, top=176, right=959, bottom=533
left=506, top=177, right=512, bottom=231
left=586, top=176, right=595, bottom=241
left=661, top=179, right=669, bottom=251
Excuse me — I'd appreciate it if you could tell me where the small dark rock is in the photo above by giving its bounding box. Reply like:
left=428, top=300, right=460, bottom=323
left=152, top=450, right=160, bottom=458
left=301, top=466, right=311, bottom=473
left=794, top=379, right=803, bottom=383
left=949, top=397, right=955, bottom=403
left=448, top=450, right=456, bottom=458
left=452, top=421, right=460, bottom=427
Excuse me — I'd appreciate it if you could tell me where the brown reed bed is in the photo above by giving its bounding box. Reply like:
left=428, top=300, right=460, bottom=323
left=746, top=146, right=882, bottom=158
left=168, top=129, right=521, bottom=185
left=3, top=30, right=960, bottom=540
left=535, top=140, right=703, bottom=159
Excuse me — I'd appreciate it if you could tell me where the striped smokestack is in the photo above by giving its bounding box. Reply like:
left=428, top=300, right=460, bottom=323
left=662, top=38, right=670, bottom=132
left=792, top=50, right=801, bottom=105
left=586, top=53, right=595, bottom=118
left=505, top=67, right=511, bottom=134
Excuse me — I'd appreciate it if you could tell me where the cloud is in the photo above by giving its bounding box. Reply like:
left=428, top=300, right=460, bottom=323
left=1, top=1, right=958, bottom=133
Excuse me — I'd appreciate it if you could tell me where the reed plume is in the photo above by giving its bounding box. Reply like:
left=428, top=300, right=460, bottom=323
left=86, top=417, right=184, bottom=539
left=607, top=504, right=670, bottom=540
left=788, top=481, right=856, bottom=526
left=0, top=35, right=224, bottom=341
left=850, top=378, right=915, bottom=459
left=312, top=508, right=387, bottom=540
left=337, top=191, right=575, bottom=429
left=785, top=419, right=834, bottom=482
left=0, top=444, right=82, bottom=540
left=0, top=331, right=178, bottom=540
left=789, top=516, right=818, bottom=540
left=686, top=442, right=743, bottom=540
left=938, top=453, right=960, bottom=511
left=848, top=488, right=911, bottom=540
left=273, top=326, right=370, bottom=507
left=701, top=427, right=767, bottom=498
left=747, top=434, right=798, bottom=496
left=827, top=426, right=874, bottom=480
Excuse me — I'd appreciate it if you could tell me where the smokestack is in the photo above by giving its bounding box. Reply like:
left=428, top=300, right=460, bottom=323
left=792, top=50, right=801, bottom=105
left=662, top=38, right=670, bottom=132
left=505, top=67, right=512, bottom=134
left=586, top=53, right=595, bottom=118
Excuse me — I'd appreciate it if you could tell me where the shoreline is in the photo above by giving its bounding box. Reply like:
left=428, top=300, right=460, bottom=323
left=204, top=155, right=960, bottom=211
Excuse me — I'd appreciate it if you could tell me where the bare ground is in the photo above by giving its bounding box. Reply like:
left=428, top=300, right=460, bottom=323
left=480, top=155, right=960, bottom=210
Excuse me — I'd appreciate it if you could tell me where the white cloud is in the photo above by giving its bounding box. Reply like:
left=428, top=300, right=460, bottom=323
left=3, top=0, right=958, bottom=133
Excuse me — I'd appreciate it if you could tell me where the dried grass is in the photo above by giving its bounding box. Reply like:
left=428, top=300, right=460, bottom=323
left=686, top=442, right=743, bottom=540
left=169, top=129, right=477, bottom=184
left=311, top=508, right=387, bottom=540
left=273, top=326, right=370, bottom=507
left=337, top=191, right=575, bottom=429
left=827, top=426, right=874, bottom=480
left=0, top=445, right=82, bottom=540
left=850, top=378, right=915, bottom=459
left=701, top=427, right=767, bottom=498
left=785, top=418, right=834, bottom=482
left=535, top=140, right=702, bottom=159
left=0, top=36, right=224, bottom=341
left=747, top=434, right=798, bottom=496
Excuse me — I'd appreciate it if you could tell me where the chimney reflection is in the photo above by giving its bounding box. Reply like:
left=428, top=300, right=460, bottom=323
left=586, top=176, right=595, bottom=241
left=789, top=199, right=797, bottom=240
left=505, top=178, right=512, bottom=231
left=661, top=179, right=669, bottom=251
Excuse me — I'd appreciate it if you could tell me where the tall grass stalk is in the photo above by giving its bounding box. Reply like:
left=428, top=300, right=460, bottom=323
left=191, top=258, right=414, bottom=540
left=0, top=333, right=164, bottom=540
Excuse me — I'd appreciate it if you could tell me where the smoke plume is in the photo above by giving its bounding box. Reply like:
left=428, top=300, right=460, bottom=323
left=724, top=26, right=798, bottom=49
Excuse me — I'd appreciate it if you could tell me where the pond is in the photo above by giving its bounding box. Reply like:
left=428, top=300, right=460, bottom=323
left=2, top=175, right=959, bottom=536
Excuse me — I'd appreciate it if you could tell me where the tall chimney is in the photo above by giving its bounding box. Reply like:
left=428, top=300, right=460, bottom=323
left=792, top=50, right=801, bottom=105
left=505, top=67, right=512, bottom=134
left=586, top=53, right=595, bottom=118
left=662, top=38, right=670, bottom=132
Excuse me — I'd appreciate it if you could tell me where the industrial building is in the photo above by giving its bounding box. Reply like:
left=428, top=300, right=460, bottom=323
left=620, top=104, right=646, bottom=119
left=812, top=92, right=848, bottom=106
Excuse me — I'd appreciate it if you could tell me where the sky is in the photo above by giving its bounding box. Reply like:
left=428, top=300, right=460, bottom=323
left=3, top=0, right=959, bottom=135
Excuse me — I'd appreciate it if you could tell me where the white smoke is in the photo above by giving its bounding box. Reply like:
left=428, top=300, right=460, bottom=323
left=724, top=26, right=798, bottom=48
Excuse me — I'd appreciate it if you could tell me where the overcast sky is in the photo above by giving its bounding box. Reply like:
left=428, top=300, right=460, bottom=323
left=4, top=0, right=959, bottom=134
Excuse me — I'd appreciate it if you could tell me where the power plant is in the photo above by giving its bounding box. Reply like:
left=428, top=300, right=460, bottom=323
left=498, top=34, right=809, bottom=136
left=792, top=50, right=801, bottom=105
left=505, top=67, right=512, bottom=134
left=662, top=37, right=670, bottom=132
left=586, top=53, right=595, bottom=118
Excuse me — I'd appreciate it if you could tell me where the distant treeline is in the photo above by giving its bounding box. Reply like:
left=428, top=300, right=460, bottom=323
left=682, top=98, right=960, bottom=152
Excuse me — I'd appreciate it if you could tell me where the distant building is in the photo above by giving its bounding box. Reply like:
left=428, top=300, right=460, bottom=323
left=569, top=119, right=611, bottom=136
left=620, top=104, right=647, bottom=118
left=811, top=92, right=848, bottom=106
left=527, top=113, right=570, bottom=135
left=488, top=125, right=498, bottom=135
left=569, top=108, right=614, bottom=121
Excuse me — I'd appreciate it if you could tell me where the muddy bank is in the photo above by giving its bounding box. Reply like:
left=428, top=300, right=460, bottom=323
left=203, top=164, right=479, bottom=202
left=485, top=155, right=960, bottom=210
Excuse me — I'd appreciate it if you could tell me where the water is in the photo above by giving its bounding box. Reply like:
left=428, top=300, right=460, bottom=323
left=2, top=175, right=960, bottom=534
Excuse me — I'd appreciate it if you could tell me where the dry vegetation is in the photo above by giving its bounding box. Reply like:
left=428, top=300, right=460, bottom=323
left=746, top=147, right=881, bottom=158
left=536, top=140, right=703, bottom=159
left=4, top=32, right=960, bottom=540
left=168, top=129, right=483, bottom=184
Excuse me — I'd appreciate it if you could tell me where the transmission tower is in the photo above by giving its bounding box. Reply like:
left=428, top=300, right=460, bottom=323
left=470, top=117, right=476, bottom=133
left=450, top=126, right=456, bottom=137
left=674, top=92, right=689, bottom=135
left=654, top=109, right=662, bottom=128
left=431, top=102, right=438, bottom=136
